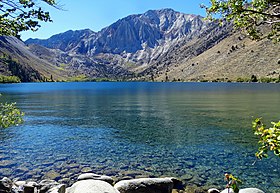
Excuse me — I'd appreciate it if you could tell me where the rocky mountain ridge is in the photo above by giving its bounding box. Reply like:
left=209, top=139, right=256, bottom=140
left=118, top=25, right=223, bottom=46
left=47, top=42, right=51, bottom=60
left=23, top=8, right=227, bottom=81
left=26, top=9, right=209, bottom=55
left=1, top=8, right=279, bottom=82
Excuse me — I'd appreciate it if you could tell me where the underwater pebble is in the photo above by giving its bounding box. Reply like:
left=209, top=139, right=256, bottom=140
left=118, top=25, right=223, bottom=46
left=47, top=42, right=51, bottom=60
left=181, top=174, right=193, bottom=181
left=0, top=160, right=16, bottom=168
left=81, top=167, right=93, bottom=173
left=44, top=171, right=61, bottom=181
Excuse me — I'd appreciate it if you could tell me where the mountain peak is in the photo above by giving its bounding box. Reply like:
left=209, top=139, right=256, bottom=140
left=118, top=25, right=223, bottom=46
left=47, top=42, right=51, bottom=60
left=145, top=8, right=176, bottom=14
left=26, top=9, right=207, bottom=54
left=26, top=29, right=96, bottom=52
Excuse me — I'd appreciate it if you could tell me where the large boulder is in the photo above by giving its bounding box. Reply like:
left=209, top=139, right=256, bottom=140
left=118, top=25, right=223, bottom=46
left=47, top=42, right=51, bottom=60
left=114, top=178, right=175, bottom=193
left=39, top=179, right=60, bottom=193
left=77, top=173, right=114, bottom=185
left=0, top=177, right=13, bottom=193
left=221, top=188, right=264, bottom=193
left=66, top=179, right=120, bottom=193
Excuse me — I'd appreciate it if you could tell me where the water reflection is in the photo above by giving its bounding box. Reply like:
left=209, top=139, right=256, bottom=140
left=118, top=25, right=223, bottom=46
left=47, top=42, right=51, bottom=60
left=0, top=82, right=279, bottom=192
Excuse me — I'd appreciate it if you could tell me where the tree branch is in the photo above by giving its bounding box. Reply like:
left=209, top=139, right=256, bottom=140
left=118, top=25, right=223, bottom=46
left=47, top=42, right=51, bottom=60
left=1, top=0, right=26, bottom=15
left=242, top=9, right=280, bottom=19
left=263, top=19, right=280, bottom=24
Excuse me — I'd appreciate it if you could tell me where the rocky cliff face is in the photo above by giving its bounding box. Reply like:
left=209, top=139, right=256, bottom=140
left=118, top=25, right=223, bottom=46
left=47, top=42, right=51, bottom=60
left=87, top=9, right=207, bottom=55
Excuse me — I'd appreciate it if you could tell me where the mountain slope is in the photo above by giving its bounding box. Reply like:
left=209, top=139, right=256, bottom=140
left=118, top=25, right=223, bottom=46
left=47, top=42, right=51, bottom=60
left=154, top=32, right=280, bottom=82
left=0, top=36, right=70, bottom=82
left=137, top=21, right=232, bottom=80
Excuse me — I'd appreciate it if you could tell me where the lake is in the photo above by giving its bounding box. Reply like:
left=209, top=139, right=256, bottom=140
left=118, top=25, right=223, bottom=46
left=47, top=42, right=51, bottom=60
left=0, top=82, right=279, bottom=192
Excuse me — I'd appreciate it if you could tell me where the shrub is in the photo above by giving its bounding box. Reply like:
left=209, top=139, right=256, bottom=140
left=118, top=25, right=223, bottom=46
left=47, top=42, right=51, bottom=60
left=259, top=77, right=273, bottom=83
left=253, top=118, right=280, bottom=159
left=0, top=102, right=24, bottom=128
left=236, top=77, right=250, bottom=82
left=0, top=75, right=21, bottom=83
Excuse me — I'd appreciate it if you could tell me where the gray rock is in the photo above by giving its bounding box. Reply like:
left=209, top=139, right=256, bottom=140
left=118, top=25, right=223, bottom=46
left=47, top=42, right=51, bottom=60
left=114, top=178, right=174, bottom=193
left=12, top=186, right=24, bottom=193
left=13, top=181, right=26, bottom=192
left=77, top=173, right=114, bottom=185
left=39, top=180, right=59, bottom=187
left=39, top=180, right=59, bottom=193
left=220, top=188, right=234, bottom=193
left=47, top=184, right=66, bottom=193
left=208, top=188, right=220, bottom=193
left=26, top=181, right=38, bottom=187
left=14, top=181, right=26, bottom=187
left=239, top=188, right=265, bottom=193
left=0, top=177, right=13, bottom=193
left=65, top=188, right=71, bottom=193
left=221, top=188, right=264, bottom=193
left=66, top=180, right=120, bottom=193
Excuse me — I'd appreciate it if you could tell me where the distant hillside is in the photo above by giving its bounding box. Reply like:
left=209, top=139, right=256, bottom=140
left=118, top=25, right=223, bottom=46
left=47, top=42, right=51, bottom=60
left=0, top=9, right=278, bottom=82
left=153, top=32, right=280, bottom=82
left=0, top=36, right=70, bottom=82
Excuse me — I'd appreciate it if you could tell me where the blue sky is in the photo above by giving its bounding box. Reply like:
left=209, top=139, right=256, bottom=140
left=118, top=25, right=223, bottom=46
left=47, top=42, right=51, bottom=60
left=20, top=0, right=209, bottom=40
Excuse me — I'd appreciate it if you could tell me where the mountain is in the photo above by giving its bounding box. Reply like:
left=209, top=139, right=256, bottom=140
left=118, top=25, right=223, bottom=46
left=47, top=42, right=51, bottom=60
left=26, top=9, right=209, bottom=55
left=24, top=9, right=223, bottom=80
left=1, top=9, right=279, bottom=82
left=0, top=36, right=70, bottom=82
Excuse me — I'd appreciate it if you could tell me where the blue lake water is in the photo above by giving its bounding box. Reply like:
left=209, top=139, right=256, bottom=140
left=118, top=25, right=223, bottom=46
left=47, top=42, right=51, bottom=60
left=0, top=82, right=279, bottom=192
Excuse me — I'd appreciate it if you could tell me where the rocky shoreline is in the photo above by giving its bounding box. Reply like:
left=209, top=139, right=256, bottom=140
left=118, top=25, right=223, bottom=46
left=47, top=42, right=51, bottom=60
left=0, top=173, right=265, bottom=193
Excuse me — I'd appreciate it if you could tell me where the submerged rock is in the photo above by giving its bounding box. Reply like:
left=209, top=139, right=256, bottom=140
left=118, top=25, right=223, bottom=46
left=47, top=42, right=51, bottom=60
left=81, top=167, right=93, bottom=173
left=66, top=180, right=119, bottom=193
left=44, top=171, right=61, bottom=181
left=114, top=178, right=175, bottom=193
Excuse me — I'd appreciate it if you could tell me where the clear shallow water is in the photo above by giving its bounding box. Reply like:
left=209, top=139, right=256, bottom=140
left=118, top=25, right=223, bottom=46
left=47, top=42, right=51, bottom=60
left=0, top=82, right=280, bottom=192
